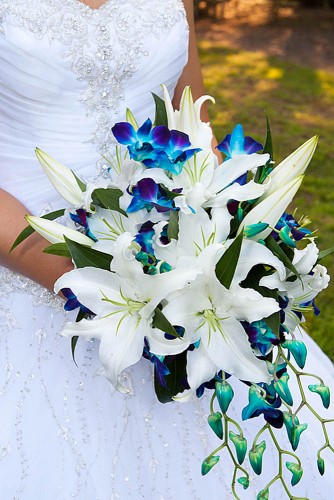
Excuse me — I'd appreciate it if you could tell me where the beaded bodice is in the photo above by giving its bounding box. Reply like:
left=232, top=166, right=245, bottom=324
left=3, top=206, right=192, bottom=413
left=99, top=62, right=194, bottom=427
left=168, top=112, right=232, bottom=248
left=0, top=0, right=188, bottom=296
left=0, top=0, right=187, bottom=156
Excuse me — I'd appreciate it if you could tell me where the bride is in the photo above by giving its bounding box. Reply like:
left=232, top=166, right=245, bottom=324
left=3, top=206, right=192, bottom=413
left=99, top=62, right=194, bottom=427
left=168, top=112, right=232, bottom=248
left=0, top=1, right=333, bottom=498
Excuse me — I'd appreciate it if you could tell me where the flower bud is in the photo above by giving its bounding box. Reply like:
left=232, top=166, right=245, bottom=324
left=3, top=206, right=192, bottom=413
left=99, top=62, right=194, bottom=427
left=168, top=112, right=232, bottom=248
left=216, top=381, right=234, bottom=414
left=201, top=455, right=220, bottom=476
left=229, top=431, right=247, bottom=464
left=286, top=461, right=303, bottom=486
left=208, top=412, right=223, bottom=440
left=249, top=440, right=266, bottom=475
left=308, top=384, right=330, bottom=409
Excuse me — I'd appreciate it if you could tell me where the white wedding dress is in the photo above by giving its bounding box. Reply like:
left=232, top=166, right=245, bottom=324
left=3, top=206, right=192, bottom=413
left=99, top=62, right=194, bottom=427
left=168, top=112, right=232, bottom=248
left=0, top=1, right=333, bottom=499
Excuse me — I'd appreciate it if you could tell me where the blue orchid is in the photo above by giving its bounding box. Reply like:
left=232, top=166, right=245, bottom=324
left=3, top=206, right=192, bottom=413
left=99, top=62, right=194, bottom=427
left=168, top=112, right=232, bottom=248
left=142, top=338, right=170, bottom=389
left=112, top=118, right=170, bottom=163
left=274, top=212, right=312, bottom=247
left=242, top=385, right=283, bottom=428
left=243, top=320, right=279, bottom=356
left=127, top=178, right=175, bottom=213
left=70, top=209, right=98, bottom=242
left=134, top=221, right=155, bottom=255
left=61, top=288, right=95, bottom=316
left=217, top=124, right=263, bottom=160
left=112, top=119, right=200, bottom=175
left=144, top=129, right=201, bottom=175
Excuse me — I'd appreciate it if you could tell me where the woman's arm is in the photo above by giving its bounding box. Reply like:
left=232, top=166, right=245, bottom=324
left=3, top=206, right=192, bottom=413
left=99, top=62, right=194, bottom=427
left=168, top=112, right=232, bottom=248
left=0, top=188, right=72, bottom=291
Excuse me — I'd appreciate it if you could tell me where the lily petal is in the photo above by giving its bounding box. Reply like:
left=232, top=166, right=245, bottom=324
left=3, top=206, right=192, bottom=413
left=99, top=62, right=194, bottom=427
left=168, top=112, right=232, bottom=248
left=26, top=216, right=94, bottom=246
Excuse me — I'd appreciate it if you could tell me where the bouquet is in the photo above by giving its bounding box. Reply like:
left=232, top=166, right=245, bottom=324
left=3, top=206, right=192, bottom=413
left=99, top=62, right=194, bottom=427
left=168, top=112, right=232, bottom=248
left=13, top=86, right=333, bottom=498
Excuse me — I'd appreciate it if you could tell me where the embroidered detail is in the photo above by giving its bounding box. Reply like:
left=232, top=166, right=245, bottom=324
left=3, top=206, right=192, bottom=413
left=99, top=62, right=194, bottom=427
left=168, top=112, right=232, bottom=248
left=0, top=266, right=64, bottom=311
left=1, top=0, right=186, bottom=161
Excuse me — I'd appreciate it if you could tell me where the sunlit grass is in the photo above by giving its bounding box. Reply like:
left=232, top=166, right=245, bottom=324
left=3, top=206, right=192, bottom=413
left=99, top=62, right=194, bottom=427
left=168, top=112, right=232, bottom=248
left=199, top=41, right=334, bottom=359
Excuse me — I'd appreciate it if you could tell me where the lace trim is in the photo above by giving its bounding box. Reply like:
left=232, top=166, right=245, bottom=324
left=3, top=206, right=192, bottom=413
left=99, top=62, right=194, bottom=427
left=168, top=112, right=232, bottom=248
left=0, top=266, right=65, bottom=311
left=0, top=0, right=187, bottom=157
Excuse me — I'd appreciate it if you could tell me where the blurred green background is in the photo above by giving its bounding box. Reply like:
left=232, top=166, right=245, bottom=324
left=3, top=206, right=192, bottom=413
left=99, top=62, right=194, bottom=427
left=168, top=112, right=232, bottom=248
left=196, top=1, right=334, bottom=358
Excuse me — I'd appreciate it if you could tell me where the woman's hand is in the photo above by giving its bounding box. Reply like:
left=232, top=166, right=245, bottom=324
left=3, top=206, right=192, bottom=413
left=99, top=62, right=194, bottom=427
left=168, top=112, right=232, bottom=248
left=0, top=188, right=73, bottom=292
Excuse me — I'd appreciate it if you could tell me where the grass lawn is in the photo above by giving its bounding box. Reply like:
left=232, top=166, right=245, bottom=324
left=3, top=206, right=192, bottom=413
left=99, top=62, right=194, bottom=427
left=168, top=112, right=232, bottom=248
left=199, top=41, right=334, bottom=359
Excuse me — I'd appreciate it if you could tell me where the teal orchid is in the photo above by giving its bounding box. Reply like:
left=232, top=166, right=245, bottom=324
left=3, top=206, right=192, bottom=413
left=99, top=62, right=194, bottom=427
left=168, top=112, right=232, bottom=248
left=242, top=385, right=283, bottom=428
left=274, top=372, right=293, bottom=406
left=282, top=340, right=307, bottom=369
left=283, top=412, right=308, bottom=451
left=201, top=455, right=220, bottom=475
left=216, top=380, right=234, bottom=414
left=237, top=476, right=249, bottom=489
left=249, top=440, right=266, bottom=475
left=208, top=412, right=223, bottom=440
left=317, top=457, right=325, bottom=475
left=229, top=431, right=247, bottom=464
left=308, top=383, right=330, bottom=409
left=257, top=488, right=269, bottom=500
left=286, top=461, right=303, bottom=486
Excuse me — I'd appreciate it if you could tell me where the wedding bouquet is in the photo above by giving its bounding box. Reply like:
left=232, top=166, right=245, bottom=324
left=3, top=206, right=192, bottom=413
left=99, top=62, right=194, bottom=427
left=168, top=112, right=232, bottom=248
left=13, top=86, right=333, bottom=498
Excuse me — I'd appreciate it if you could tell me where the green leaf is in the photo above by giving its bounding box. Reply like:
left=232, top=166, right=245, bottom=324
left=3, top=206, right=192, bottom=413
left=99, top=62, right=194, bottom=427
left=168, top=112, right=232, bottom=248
left=72, top=170, right=86, bottom=192
left=10, top=208, right=65, bottom=252
left=64, top=236, right=113, bottom=270
left=318, top=246, right=334, bottom=261
left=215, top=232, right=243, bottom=289
left=43, top=242, right=71, bottom=258
left=152, top=92, right=168, bottom=127
left=154, top=349, right=188, bottom=403
left=265, top=311, right=280, bottom=337
left=263, top=114, right=273, bottom=158
left=71, top=335, right=79, bottom=367
left=91, top=188, right=127, bottom=216
left=265, top=236, right=301, bottom=280
left=167, top=210, right=179, bottom=241
left=152, top=307, right=181, bottom=339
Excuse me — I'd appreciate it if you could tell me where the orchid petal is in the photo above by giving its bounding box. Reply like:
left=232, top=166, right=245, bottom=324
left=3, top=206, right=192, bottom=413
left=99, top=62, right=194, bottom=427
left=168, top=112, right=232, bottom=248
left=112, top=122, right=137, bottom=145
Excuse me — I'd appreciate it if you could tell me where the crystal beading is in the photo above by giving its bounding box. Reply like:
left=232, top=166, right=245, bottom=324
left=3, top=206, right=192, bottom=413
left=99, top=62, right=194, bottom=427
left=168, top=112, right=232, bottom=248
left=0, top=0, right=186, bottom=158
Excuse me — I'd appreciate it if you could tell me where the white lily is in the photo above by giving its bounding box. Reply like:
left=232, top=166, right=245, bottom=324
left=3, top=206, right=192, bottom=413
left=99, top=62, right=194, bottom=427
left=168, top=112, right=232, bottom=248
left=26, top=215, right=94, bottom=246
left=238, top=175, right=304, bottom=241
left=163, top=242, right=282, bottom=396
left=55, top=233, right=199, bottom=392
left=35, top=148, right=84, bottom=207
left=258, top=135, right=318, bottom=200
left=260, top=241, right=330, bottom=333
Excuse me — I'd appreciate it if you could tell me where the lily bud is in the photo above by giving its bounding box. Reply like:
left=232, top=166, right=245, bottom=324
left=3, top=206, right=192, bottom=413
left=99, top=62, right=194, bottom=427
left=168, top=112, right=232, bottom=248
left=263, top=135, right=318, bottom=198
left=26, top=216, right=94, bottom=246
left=238, top=176, right=304, bottom=241
left=35, top=148, right=84, bottom=206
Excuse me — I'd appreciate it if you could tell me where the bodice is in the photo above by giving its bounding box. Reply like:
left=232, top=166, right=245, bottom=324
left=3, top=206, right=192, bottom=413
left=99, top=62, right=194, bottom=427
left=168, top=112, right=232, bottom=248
left=0, top=0, right=188, bottom=214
